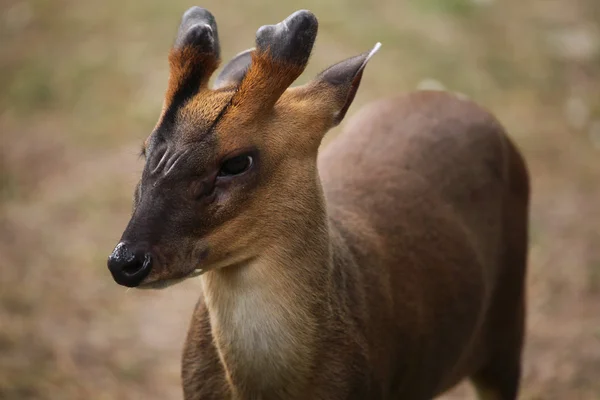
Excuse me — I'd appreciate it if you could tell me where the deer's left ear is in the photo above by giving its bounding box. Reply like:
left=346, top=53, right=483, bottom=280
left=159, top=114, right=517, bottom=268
left=213, top=48, right=254, bottom=90
left=315, top=42, right=381, bottom=126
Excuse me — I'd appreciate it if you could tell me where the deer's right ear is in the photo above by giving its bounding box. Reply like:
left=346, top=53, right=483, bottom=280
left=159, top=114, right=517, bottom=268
left=213, top=49, right=254, bottom=90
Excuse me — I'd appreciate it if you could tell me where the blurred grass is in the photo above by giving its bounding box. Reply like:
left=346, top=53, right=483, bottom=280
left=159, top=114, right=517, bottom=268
left=1, top=0, right=599, bottom=399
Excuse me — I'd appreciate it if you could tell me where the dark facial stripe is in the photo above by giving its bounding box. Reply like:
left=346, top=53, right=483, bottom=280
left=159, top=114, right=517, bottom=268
left=162, top=48, right=221, bottom=128
left=163, top=72, right=204, bottom=126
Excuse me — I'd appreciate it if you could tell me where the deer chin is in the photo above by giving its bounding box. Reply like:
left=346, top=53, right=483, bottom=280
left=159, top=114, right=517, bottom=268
left=136, top=268, right=205, bottom=290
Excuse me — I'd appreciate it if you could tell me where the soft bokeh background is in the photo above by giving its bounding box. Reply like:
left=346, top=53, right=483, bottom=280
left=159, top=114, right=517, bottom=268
left=1, top=0, right=599, bottom=398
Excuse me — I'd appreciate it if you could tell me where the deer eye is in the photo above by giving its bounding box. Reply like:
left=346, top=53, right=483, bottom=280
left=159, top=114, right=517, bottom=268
left=218, top=154, right=253, bottom=177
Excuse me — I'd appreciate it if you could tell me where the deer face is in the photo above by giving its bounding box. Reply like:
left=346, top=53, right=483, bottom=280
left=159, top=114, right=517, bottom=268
left=107, top=7, right=379, bottom=288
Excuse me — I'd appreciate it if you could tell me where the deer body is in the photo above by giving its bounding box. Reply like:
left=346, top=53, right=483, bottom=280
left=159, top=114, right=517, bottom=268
left=108, top=9, right=528, bottom=400
left=181, top=91, right=529, bottom=400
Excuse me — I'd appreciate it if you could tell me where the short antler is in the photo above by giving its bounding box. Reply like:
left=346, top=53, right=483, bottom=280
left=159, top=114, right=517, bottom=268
left=164, top=7, right=221, bottom=117
left=228, top=10, right=318, bottom=117
left=174, top=7, right=220, bottom=58
left=255, top=10, right=316, bottom=66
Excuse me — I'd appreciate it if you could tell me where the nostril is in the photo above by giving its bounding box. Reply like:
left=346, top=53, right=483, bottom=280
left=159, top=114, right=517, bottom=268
left=122, top=258, right=144, bottom=275
left=122, top=253, right=152, bottom=275
left=108, top=243, right=153, bottom=287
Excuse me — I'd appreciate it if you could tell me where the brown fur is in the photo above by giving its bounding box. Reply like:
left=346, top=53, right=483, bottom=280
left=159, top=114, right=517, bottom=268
left=112, top=10, right=529, bottom=400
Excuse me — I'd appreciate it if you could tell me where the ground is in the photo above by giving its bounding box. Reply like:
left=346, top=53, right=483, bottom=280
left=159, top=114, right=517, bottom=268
left=1, top=0, right=599, bottom=399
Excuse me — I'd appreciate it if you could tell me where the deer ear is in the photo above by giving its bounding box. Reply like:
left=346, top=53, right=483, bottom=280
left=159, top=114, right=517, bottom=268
left=317, top=42, right=381, bottom=126
left=212, top=48, right=254, bottom=90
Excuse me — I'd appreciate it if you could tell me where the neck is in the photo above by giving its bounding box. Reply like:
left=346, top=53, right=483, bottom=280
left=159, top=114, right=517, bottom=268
left=201, top=180, right=333, bottom=399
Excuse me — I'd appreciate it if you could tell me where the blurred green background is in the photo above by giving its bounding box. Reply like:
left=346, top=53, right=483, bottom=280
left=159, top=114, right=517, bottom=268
left=1, top=0, right=599, bottom=399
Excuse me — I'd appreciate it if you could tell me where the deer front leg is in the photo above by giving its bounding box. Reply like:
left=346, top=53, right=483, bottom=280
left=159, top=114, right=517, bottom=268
left=182, top=297, right=231, bottom=400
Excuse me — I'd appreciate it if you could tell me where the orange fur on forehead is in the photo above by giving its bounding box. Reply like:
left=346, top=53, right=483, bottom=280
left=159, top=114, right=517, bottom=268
left=151, top=45, right=308, bottom=146
left=147, top=89, right=234, bottom=148
left=178, top=90, right=235, bottom=139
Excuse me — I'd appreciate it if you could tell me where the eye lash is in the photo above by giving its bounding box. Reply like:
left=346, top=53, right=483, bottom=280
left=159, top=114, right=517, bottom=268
left=139, top=145, right=146, bottom=159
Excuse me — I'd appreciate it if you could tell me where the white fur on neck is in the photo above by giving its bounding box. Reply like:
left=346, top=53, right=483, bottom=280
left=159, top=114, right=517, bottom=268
left=201, top=252, right=324, bottom=397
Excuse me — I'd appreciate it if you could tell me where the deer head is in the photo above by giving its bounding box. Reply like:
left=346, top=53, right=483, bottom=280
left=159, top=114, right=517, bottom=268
left=107, top=7, right=380, bottom=288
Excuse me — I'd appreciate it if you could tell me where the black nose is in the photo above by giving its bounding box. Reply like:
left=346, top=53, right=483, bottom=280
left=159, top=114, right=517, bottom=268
left=107, top=242, right=153, bottom=287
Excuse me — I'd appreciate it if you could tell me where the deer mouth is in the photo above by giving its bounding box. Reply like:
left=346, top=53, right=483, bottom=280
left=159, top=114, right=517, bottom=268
left=136, top=268, right=206, bottom=290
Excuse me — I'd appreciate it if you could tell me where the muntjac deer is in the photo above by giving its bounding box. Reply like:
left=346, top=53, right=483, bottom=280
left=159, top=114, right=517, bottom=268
left=107, top=7, right=529, bottom=400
